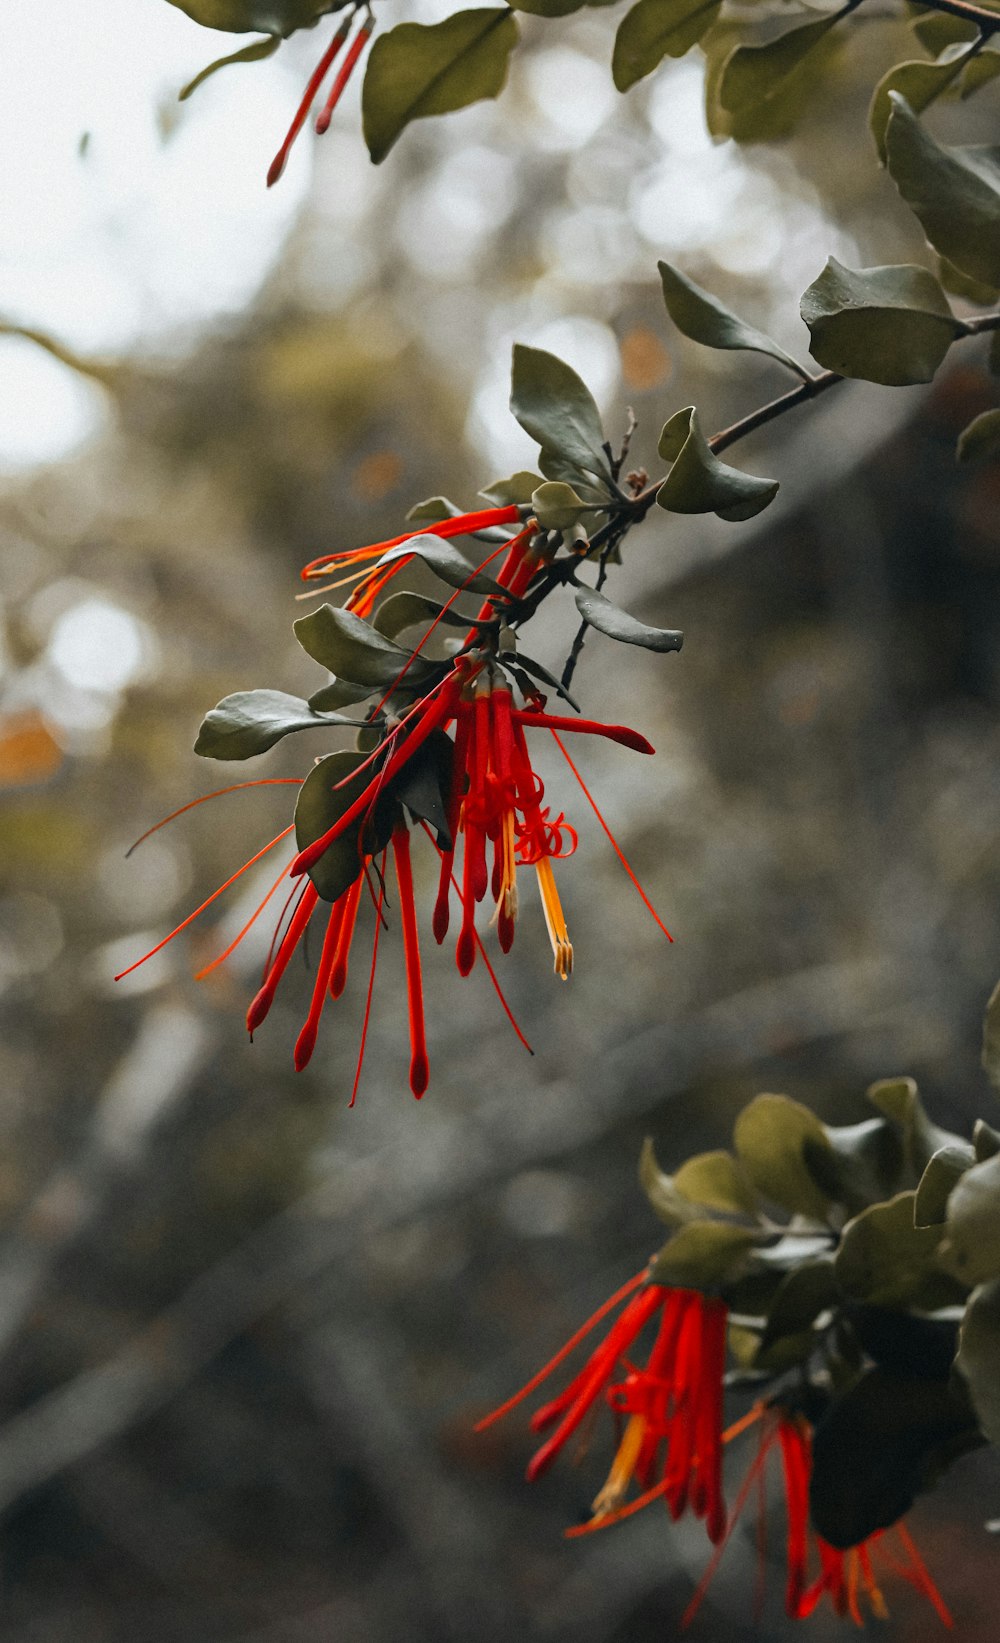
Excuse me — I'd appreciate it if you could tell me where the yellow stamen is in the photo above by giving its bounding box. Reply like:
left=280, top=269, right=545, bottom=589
left=590, top=1414, right=646, bottom=1520
left=858, top=1544, right=889, bottom=1621
left=535, top=856, right=573, bottom=979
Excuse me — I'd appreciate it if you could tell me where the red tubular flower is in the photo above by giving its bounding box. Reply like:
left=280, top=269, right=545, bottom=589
left=683, top=1406, right=953, bottom=1629
left=267, top=5, right=375, bottom=189
left=298, top=506, right=527, bottom=614
left=477, top=1279, right=729, bottom=1546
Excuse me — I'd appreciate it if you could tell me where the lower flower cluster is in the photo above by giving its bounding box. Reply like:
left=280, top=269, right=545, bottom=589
left=479, top=1275, right=953, bottom=1631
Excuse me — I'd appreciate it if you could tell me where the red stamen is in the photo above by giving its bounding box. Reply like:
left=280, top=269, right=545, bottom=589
left=267, top=12, right=354, bottom=188
left=315, top=14, right=374, bottom=134
left=391, top=825, right=429, bottom=1098
left=549, top=730, right=673, bottom=942
left=194, top=854, right=292, bottom=980
left=125, top=779, right=300, bottom=857
left=895, top=1525, right=954, bottom=1629
left=114, top=825, right=294, bottom=981
left=293, top=894, right=348, bottom=1070
left=348, top=863, right=385, bottom=1108
left=329, top=874, right=364, bottom=998
left=682, top=1418, right=777, bottom=1629
left=515, top=712, right=654, bottom=756
left=247, top=881, right=319, bottom=1032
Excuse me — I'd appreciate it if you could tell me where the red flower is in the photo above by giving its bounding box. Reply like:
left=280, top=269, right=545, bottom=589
left=267, top=5, right=376, bottom=188
left=477, top=1277, right=729, bottom=1545
left=684, top=1405, right=953, bottom=1629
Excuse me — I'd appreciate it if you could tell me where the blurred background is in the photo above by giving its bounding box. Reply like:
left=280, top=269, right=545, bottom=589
left=2, top=0, right=1000, bottom=1636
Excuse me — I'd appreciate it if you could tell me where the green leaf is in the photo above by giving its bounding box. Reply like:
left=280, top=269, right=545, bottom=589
left=372, top=592, right=472, bottom=642
left=674, top=1150, right=759, bottom=1217
left=849, top=1305, right=961, bottom=1380
left=361, top=9, right=519, bottom=164
left=531, top=482, right=587, bottom=532
left=976, top=1119, right=1000, bottom=1161
left=294, top=604, right=434, bottom=690
left=612, top=0, right=722, bottom=93
left=733, top=1093, right=832, bottom=1220
left=885, top=93, right=1000, bottom=288
left=803, top=1117, right=904, bottom=1216
left=480, top=472, right=543, bottom=506
left=866, top=1075, right=971, bottom=1177
left=960, top=45, right=1000, bottom=98
left=393, top=729, right=455, bottom=848
left=938, top=253, right=999, bottom=306
left=375, top=533, right=504, bottom=596
left=656, top=406, right=778, bottom=522
left=914, top=1146, right=972, bottom=1228
left=509, top=0, right=584, bottom=15
left=510, top=346, right=613, bottom=485
left=309, top=678, right=376, bottom=711
left=836, top=1191, right=960, bottom=1308
left=294, top=750, right=399, bottom=902
left=940, top=1154, right=1000, bottom=1284
left=810, top=1366, right=979, bottom=1548
left=194, top=689, right=355, bottom=761
left=956, top=1278, right=1000, bottom=1442
left=869, top=48, right=973, bottom=164
left=405, top=496, right=463, bottom=524
left=498, top=649, right=580, bottom=711
left=573, top=585, right=684, bottom=654
left=911, top=12, right=976, bottom=55
left=649, top=1220, right=761, bottom=1288
left=718, top=14, right=846, bottom=126
left=800, top=258, right=958, bottom=387
left=179, top=33, right=280, bottom=100
left=760, top=1258, right=837, bottom=1351
left=958, top=408, right=1000, bottom=463
left=657, top=260, right=807, bottom=377
left=166, top=0, right=341, bottom=33
left=639, top=1137, right=699, bottom=1226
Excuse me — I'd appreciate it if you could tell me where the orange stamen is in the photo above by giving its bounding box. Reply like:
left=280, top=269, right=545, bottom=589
left=194, top=854, right=293, bottom=980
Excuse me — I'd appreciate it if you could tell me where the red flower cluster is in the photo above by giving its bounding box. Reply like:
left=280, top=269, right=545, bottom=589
left=480, top=1273, right=953, bottom=1630
left=118, top=507, right=671, bottom=1100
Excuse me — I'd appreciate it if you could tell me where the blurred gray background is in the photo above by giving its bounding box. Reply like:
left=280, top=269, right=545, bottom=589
left=1, top=1, right=1000, bottom=1636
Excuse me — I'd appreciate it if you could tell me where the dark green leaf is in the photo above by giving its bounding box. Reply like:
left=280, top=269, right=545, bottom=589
left=836, top=1191, right=961, bottom=1308
left=975, top=1119, right=1000, bottom=1161
left=958, top=408, right=1000, bottom=463
left=294, top=749, right=399, bottom=902
left=869, top=48, right=973, bottom=164
left=309, top=678, right=377, bottom=711
left=372, top=592, right=472, bottom=642
left=938, top=253, right=999, bottom=306
left=760, top=1258, right=837, bottom=1351
left=849, top=1304, right=961, bottom=1380
left=800, top=258, right=957, bottom=386
left=394, top=729, right=454, bottom=848
left=885, top=93, right=1000, bottom=288
left=179, top=33, right=280, bottom=100
left=376, top=534, right=504, bottom=595
left=810, top=1367, right=979, bottom=1548
left=803, top=1117, right=904, bottom=1215
left=658, top=259, right=807, bottom=377
left=960, top=45, right=1000, bottom=98
left=510, top=345, right=613, bottom=485
left=499, top=649, right=580, bottom=711
left=166, top=0, right=341, bottom=33
left=957, top=1278, right=1000, bottom=1442
left=479, top=472, right=543, bottom=506
left=939, top=1154, right=1000, bottom=1284
left=911, top=11, right=976, bottom=55
left=657, top=406, right=778, bottom=521
left=361, top=9, right=519, bottom=164
left=509, top=0, right=584, bottom=15
left=914, top=1146, right=972, bottom=1227
left=294, top=604, right=434, bottom=690
left=194, top=688, right=355, bottom=761
left=649, top=1220, right=761, bottom=1288
left=573, top=585, right=684, bottom=654
left=405, top=496, right=463, bottom=523
left=674, top=1150, right=758, bottom=1217
left=732, top=1093, right=832, bottom=1220
left=612, top=0, right=722, bottom=93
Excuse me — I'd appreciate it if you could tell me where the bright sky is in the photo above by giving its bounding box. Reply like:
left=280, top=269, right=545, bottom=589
left=1, top=0, right=316, bottom=470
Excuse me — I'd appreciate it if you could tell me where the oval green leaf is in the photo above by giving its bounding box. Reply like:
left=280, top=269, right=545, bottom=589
left=361, top=9, right=519, bottom=164
left=194, top=688, right=356, bottom=760
left=573, top=584, right=683, bottom=653
left=800, top=258, right=958, bottom=386
left=885, top=93, right=1000, bottom=289
left=612, top=0, right=722, bottom=93
left=166, top=0, right=340, bottom=34
left=657, top=405, right=778, bottom=522
left=510, top=345, right=613, bottom=485
left=658, top=259, right=808, bottom=378
left=294, top=749, right=399, bottom=902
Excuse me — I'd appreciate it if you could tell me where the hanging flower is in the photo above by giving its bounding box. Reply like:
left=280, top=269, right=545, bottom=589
left=267, top=5, right=376, bottom=187
left=477, top=1275, right=729, bottom=1545
left=683, top=1404, right=953, bottom=1629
